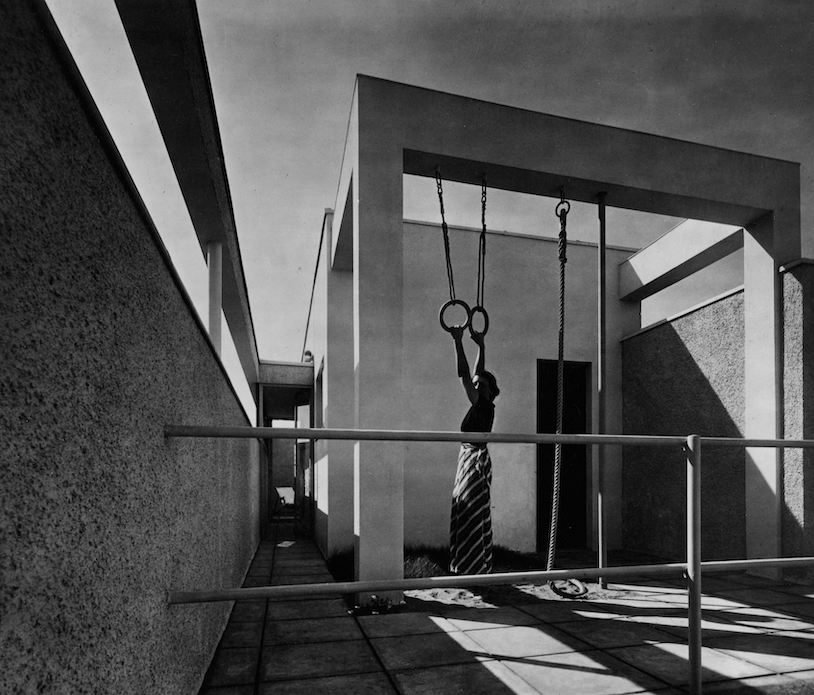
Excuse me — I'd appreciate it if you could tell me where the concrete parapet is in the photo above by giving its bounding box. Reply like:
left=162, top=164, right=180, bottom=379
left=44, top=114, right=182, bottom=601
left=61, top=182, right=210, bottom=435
left=1, top=2, right=260, bottom=692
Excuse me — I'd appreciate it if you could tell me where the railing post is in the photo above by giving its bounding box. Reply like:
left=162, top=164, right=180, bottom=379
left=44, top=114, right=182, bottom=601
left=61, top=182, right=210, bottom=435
left=597, top=191, right=608, bottom=589
left=686, top=434, right=702, bottom=695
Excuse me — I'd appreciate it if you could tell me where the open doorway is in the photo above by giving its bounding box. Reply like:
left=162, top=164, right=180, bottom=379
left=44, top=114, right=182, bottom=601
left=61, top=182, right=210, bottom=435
left=537, top=359, right=590, bottom=551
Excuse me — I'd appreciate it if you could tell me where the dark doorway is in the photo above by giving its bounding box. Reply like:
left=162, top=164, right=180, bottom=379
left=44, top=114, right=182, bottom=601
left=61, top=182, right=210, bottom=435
left=537, top=360, right=590, bottom=551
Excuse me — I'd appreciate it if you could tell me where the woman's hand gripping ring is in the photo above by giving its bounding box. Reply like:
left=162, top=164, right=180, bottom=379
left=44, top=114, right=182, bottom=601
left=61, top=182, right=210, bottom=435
left=468, top=305, right=489, bottom=339
left=439, top=299, right=471, bottom=332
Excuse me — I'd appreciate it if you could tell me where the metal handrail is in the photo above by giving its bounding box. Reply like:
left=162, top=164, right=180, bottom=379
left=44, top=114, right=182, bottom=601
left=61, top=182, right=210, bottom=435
left=164, top=424, right=814, bottom=449
left=164, top=424, right=686, bottom=446
left=166, top=556, right=814, bottom=604
left=165, top=424, right=814, bottom=695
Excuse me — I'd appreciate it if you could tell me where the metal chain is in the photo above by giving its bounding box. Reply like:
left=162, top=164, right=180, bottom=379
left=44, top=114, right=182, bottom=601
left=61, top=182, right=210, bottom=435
left=435, top=170, right=456, bottom=302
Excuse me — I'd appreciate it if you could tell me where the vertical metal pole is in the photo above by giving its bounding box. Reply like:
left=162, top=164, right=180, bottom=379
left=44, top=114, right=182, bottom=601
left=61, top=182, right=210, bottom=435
left=207, top=241, right=223, bottom=356
left=686, top=434, right=702, bottom=695
left=257, top=384, right=269, bottom=537
left=597, top=192, right=608, bottom=588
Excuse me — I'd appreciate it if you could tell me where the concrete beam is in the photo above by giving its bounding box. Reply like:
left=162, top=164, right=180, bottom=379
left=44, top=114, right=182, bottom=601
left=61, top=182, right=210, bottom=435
left=334, top=76, right=800, bottom=265
left=619, top=221, right=743, bottom=302
left=115, top=0, right=260, bottom=387
left=259, top=361, right=314, bottom=387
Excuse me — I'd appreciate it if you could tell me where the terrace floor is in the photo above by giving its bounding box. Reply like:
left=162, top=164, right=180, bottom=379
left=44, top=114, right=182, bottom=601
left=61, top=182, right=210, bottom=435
left=198, top=524, right=814, bottom=694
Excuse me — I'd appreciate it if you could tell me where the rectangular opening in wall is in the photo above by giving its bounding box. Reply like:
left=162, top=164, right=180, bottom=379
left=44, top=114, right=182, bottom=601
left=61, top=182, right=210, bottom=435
left=537, top=359, right=591, bottom=551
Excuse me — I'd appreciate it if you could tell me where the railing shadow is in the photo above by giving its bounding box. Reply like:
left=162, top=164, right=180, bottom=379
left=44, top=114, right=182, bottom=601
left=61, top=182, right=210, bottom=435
left=394, top=571, right=814, bottom=693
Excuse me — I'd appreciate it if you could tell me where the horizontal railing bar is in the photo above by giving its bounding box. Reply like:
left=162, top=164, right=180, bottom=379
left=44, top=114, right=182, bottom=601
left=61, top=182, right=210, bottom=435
left=164, top=425, right=686, bottom=446
left=168, top=555, right=814, bottom=604
left=168, top=561, right=688, bottom=604
left=699, top=556, right=814, bottom=572
left=703, top=437, right=814, bottom=448
left=165, top=425, right=814, bottom=450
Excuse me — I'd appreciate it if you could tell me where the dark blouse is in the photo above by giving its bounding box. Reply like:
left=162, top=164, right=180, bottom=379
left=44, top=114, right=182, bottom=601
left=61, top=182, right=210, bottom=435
left=461, top=397, right=495, bottom=434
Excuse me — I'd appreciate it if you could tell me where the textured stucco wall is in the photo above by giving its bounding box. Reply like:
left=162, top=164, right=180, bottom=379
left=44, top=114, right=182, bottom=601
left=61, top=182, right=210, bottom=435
left=782, top=265, right=814, bottom=579
left=1, top=3, right=259, bottom=693
left=622, top=290, right=746, bottom=561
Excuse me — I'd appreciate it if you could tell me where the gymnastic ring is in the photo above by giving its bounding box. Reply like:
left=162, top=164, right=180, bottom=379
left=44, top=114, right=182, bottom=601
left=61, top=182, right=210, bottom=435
left=549, top=578, right=588, bottom=599
left=439, top=299, right=471, bottom=332
left=468, top=305, right=490, bottom=339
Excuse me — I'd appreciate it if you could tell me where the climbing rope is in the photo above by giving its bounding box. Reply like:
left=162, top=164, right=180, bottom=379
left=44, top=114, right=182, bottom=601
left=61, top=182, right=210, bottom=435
left=546, top=190, right=588, bottom=599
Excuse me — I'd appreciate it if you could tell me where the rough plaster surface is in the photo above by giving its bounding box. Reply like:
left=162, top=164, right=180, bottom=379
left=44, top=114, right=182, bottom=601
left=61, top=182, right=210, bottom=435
left=622, top=292, right=746, bottom=561
left=1, top=3, right=259, bottom=693
left=782, top=267, right=814, bottom=579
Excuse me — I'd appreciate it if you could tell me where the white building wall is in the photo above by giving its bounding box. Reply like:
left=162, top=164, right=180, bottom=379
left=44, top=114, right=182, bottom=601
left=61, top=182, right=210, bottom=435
left=308, top=217, right=640, bottom=554
left=306, top=211, right=356, bottom=557
left=400, top=220, right=639, bottom=550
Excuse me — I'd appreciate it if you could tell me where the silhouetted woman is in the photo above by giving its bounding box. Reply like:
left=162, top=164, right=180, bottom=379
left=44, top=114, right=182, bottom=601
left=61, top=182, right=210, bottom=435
left=448, top=326, right=499, bottom=575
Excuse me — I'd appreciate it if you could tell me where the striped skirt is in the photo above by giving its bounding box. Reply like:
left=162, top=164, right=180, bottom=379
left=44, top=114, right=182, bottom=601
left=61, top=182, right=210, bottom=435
left=449, top=443, right=493, bottom=575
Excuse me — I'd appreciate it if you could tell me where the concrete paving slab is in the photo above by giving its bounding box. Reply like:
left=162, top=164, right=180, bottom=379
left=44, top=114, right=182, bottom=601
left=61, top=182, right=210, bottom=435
left=220, top=620, right=264, bottom=648
left=243, top=576, right=274, bottom=587
left=392, top=660, right=540, bottom=695
left=199, top=684, right=254, bottom=695
left=500, top=648, right=671, bottom=695
left=370, top=631, right=486, bottom=670
left=515, top=600, right=618, bottom=624
left=357, top=611, right=456, bottom=638
left=718, top=589, right=806, bottom=607
left=705, top=632, right=814, bottom=674
left=202, top=647, right=259, bottom=687
left=716, top=573, right=783, bottom=588
left=717, top=606, right=814, bottom=632
left=274, top=561, right=331, bottom=573
left=555, top=617, right=677, bottom=649
left=590, top=598, right=686, bottom=615
left=607, top=643, right=771, bottom=686
left=465, top=623, right=592, bottom=659
left=652, top=612, right=764, bottom=641
left=259, top=640, right=382, bottom=682
left=699, top=596, right=750, bottom=609
left=441, top=606, right=540, bottom=631
left=265, top=598, right=348, bottom=620
left=270, top=573, right=338, bottom=585
left=256, top=671, right=397, bottom=694
left=699, top=673, right=814, bottom=693
left=228, top=600, right=266, bottom=622
left=264, top=615, right=364, bottom=645
left=689, top=577, right=748, bottom=594
left=246, top=567, right=272, bottom=578
left=197, top=526, right=813, bottom=695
